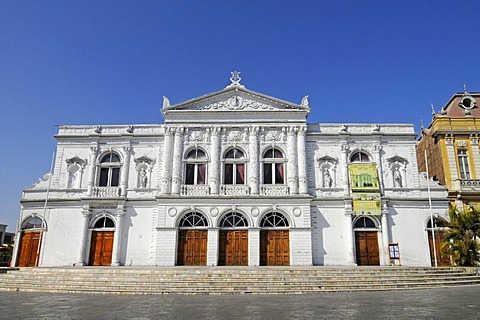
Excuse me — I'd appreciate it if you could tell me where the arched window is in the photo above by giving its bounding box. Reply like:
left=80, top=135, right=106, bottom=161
left=263, top=148, right=285, bottom=184
left=185, top=149, right=207, bottom=185
left=179, top=212, right=208, bottom=228
left=350, top=151, right=370, bottom=163
left=219, top=212, right=249, bottom=228
left=93, top=217, right=115, bottom=229
left=98, top=153, right=121, bottom=187
left=354, top=217, right=376, bottom=229
left=224, top=148, right=246, bottom=185
left=260, top=212, right=289, bottom=228
left=22, top=216, right=44, bottom=230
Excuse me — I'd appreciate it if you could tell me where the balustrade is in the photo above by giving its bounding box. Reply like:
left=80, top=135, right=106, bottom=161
left=260, top=185, right=289, bottom=196
left=180, top=185, right=211, bottom=196
left=460, top=179, right=480, bottom=192
left=220, top=185, right=250, bottom=196
left=92, top=187, right=121, bottom=198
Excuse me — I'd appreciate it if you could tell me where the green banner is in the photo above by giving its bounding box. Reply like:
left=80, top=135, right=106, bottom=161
left=352, top=193, right=381, bottom=215
left=349, top=163, right=380, bottom=191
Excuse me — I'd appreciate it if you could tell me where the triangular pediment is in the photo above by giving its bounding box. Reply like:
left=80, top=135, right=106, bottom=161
left=162, top=86, right=309, bottom=114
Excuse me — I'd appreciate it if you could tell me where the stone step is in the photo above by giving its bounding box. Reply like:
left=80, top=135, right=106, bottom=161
left=1, top=272, right=475, bottom=282
left=2, top=279, right=480, bottom=295
left=2, top=267, right=478, bottom=295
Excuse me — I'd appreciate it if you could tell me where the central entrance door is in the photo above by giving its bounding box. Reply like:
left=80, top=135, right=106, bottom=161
left=177, top=229, right=208, bottom=265
left=219, top=230, right=248, bottom=266
left=17, top=231, right=42, bottom=267
left=354, top=217, right=380, bottom=266
left=355, top=231, right=380, bottom=266
left=218, top=212, right=249, bottom=266
left=89, top=231, right=114, bottom=266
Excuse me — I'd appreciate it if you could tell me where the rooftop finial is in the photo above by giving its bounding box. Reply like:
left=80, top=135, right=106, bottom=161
left=230, top=71, right=241, bottom=85
left=226, top=71, right=245, bottom=89
left=431, top=103, right=435, bottom=116
left=464, top=83, right=468, bottom=94
left=421, top=118, right=424, bottom=129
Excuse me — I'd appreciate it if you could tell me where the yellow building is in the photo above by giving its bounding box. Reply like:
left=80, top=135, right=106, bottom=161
left=417, top=88, right=480, bottom=208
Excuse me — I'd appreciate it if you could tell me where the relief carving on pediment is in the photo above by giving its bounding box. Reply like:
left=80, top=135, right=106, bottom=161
left=197, top=96, right=274, bottom=111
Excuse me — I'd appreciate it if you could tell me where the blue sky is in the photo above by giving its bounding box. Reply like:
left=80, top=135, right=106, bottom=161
left=1, top=1, right=479, bottom=231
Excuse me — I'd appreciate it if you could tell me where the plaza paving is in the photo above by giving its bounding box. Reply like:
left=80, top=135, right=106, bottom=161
left=0, top=285, right=479, bottom=319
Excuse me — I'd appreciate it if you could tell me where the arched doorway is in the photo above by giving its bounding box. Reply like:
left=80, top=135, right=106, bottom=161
left=17, top=216, right=45, bottom=267
left=218, top=212, right=249, bottom=266
left=260, top=212, right=290, bottom=266
left=354, top=217, right=380, bottom=266
left=177, top=212, right=208, bottom=266
left=88, top=216, right=115, bottom=266
left=427, top=218, right=450, bottom=266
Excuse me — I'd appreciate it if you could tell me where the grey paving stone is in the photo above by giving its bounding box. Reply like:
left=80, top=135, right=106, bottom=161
left=0, top=286, right=479, bottom=319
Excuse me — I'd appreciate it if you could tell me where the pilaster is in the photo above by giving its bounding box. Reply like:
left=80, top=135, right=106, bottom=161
left=207, top=227, right=219, bottom=266
left=111, top=204, right=125, bottom=266
left=340, top=143, right=350, bottom=196
left=160, top=127, right=174, bottom=195
left=171, top=127, right=184, bottom=195
left=120, top=144, right=131, bottom=197
left=373, top=144, right=384, bottom=194
left=74, top=206, right=91, bottom=266
left=297, top=126, right=308, bottom=194
left=344, top=204, right=356, bottom=265
left=248, top=227, right=260, bottom=266
left=287, top=126, right=299, bottom=194
left=470, top=135, right=480, bottom=178
left=249, top=126, right=260, bottom=195
left=209, top=127, right=221, bottom=195
left=86, top=143, right=99, bottom=196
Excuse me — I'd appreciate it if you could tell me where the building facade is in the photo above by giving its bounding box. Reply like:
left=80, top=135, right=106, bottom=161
left=13, top=74, right=447, bottom=267
left=417, top=88, right=480, bottom=208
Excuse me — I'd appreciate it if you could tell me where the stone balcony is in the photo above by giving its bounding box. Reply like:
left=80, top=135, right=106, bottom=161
left=181, top=185, right=211, bottom=196
left=459, top=179, right=480, bottom=193
left=220, top=185, right=250, bottom=196
left=92, top=187, right=121, bottom=198
left=260, top=185, right=290, bottom=196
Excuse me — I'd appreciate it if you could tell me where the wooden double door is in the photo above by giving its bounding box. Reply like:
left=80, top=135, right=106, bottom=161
left=260, top=230, right=290, bottom=266
left=177, top=229, right=208, bottom=266
left=17, top=231, right=42, bottom=267
left=89, top=231, right=114, bottom=266
left=355, top=231, right=380, bottom=266
left=428, top=230, right=450, bottom=266
left=219, top=230, right=248, bottom=266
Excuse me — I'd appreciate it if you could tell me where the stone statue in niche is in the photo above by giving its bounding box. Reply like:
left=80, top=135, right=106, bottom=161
left=393, top=167, right=403, bottom=188
left=323, top=168, right=333, bottom=188
left=139, top=168, right=148, bottom=188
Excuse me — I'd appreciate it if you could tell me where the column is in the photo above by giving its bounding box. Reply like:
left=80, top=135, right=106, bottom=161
left=340, top=143, right=350, bottom=196
left=86, top=144, right=99, bottom=196
left=249, top=126, right=260, bottom=195
left=297, top=126, right=308, bottom=194
left=111, top=204, right=125, bottom=266
left=287, top=126, right=299, bottom=194
left=248, top=228, right=260, bottom=266
left=160, top=127, right=174, bottom=195
left=209, top=128, right=221, bottom=195
left=470, top=135, right=480, bottom=179
left=445, top=135, right=459, bottom=188
left=381, top=209, right=390, bottom=265
left=120, top=144, right=132, bottom=197
left=206, top=227, right=219, bottom=266
left=345, top=208, right=356, bottom=265
left=171, top=127, right=184, bottom=195
left=373, top=144, right=384, bottom=193
left=75, top=206, right=91, bottom=266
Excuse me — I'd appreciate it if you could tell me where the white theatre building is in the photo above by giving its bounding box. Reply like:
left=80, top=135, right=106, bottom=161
left=13, top=73, right=448, bottom=268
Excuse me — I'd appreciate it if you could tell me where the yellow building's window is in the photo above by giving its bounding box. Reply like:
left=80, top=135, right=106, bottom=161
left=457, top=149, right=471, bottom=179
